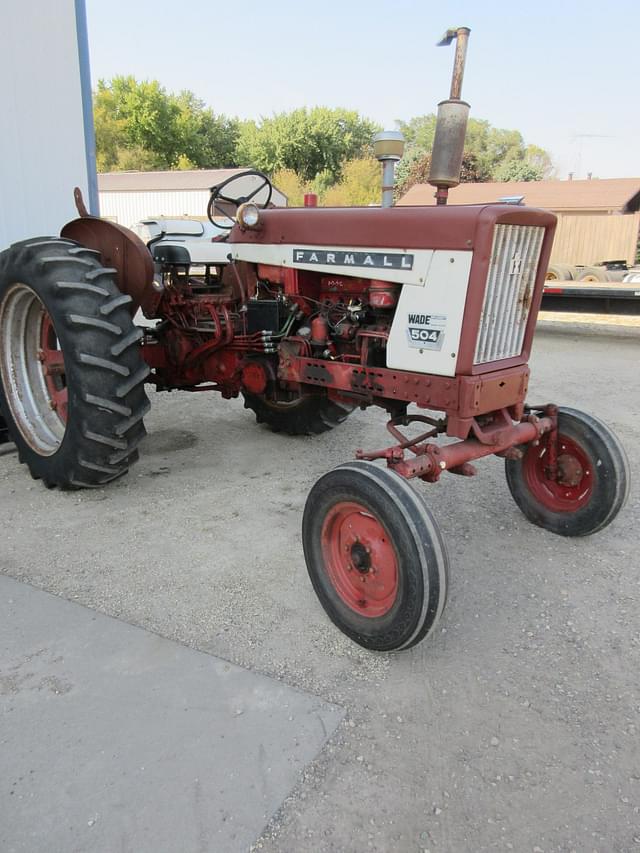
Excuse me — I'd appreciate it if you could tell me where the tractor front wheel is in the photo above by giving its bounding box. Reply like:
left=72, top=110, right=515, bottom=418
left=505, top=407, right=629, bottom=536
left=0, top=237, right=150, bottom=488
left=303, top=461, right=449, bottom=651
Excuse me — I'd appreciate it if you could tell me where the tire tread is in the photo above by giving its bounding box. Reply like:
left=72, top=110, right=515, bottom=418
left=0, top=239, right=149, bottom=489
left=303, top=460, right=449, bottom=651
left=243, top=391, right=354, bottom=436
left=505, top=406, right=629, bottom=536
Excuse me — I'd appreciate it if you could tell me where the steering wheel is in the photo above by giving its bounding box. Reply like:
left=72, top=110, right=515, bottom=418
left=207, top=169, right=273, bottom=229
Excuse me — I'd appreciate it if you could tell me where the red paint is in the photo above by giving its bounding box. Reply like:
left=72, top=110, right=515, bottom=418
left=242, top=362, right=268, bottom=395
left=368, top=280, right=400, bottom=308
left=39, top=311, right=67, bottom=423
left=356, top=410, right=556, bottom=483
left=67, top=195, right=559, bottom=492
left=311, top=316, right=328, bottom=345
left=257, top=264, right=287, bottom=284
left=61, top=216, right=158, bottom=316
left=320, top=501, right=399, bottom=617
left=522, top=432, right=594, bottom=512
left=320, top=275, right=369, bottom=300
left=277, top=348, right=530, bottom=428
left=230, top=203, right=555, bottom=254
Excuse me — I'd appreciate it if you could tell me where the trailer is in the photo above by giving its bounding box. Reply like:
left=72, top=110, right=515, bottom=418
left=543, top=260, right=640, bottom=313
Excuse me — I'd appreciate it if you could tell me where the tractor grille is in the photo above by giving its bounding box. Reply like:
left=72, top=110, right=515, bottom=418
left=474, top=224, right=545, bottom=364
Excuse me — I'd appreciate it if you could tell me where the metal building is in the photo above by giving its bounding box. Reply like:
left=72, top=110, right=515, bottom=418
left=0, top=0, right=97, bottom=249
left=98, top=169, right=288, bottom=227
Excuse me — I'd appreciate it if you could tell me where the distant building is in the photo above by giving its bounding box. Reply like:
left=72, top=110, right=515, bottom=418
left=98, top=169, right=288, bottom=227
left=399, top=178, right=640, bottom=266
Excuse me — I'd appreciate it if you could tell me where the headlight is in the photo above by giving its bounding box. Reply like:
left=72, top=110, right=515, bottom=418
left=237, top=202, right=262, bottom=230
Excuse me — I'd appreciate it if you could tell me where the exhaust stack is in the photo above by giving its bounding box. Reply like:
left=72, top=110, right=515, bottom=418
left=428, top=26, right=471, bottom=205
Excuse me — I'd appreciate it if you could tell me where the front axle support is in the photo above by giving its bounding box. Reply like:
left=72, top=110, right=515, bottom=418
left=356, top=406, right=557, bottom=483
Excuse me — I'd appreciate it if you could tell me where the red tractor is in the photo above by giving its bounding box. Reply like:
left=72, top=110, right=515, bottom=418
left=0, top=32, right=629, bottom=652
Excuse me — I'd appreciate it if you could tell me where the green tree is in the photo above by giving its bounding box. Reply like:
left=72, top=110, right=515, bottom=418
left=523, top=144, right=554, bottom=178
left=396, top=115, right=437, bottom=153
left=311, top=169, right=335, bottom=198
left=395, top=151, right=483, bottom=201
left=493, top=159, right=545, bottom=182
left=112, top=145, right=166, bottom=172
left=172, top=90, right=239, bottom=168
left=236, top=108, right=380, bottom=183
left=271, top=169, right=310, bottom=207
left=394, top=146, right=428, bottom=197
left=94, top=76, right=239, bottom=172
left=321, top=159, right=381, bottom=206
left=93, top=81, right=128, bottom=171
left=397, top=115, right=553, bottom=183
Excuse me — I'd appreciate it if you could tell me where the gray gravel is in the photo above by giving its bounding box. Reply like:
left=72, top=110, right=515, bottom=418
left=1, top=328, right=639, bottom=853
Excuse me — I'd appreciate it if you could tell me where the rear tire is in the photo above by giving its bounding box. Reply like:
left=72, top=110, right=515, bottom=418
left=505, top=407, right=629, bottom=536
left=0, top=237, right=150, bottom=488
left=243, top=390, right=354, bottom=435
left=303, top=461, right=449, bottom=651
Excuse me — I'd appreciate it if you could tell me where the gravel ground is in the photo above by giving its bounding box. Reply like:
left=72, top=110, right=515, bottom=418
left=1, top=328, right=639, bottom=853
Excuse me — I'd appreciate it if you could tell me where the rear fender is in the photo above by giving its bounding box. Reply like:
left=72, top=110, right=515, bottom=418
left=61, top=190, right=159, bottom=317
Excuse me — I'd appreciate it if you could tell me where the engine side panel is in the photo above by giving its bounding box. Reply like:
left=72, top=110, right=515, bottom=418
left=386, top=250, right=472, bottom=377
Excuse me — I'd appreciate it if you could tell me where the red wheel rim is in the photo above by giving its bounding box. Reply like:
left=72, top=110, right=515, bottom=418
left=320, top=501, right=399, bottom=618
left=523, top=433, right=594, bottom=512
left=39, top=311, right=68, bottom=423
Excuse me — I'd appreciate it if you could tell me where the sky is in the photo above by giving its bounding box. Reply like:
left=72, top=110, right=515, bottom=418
left=85, top=0, right=639, bottom=180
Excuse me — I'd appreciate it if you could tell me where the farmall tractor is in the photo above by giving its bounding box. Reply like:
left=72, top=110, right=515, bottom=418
left=0, top=30, right=629, bottom=651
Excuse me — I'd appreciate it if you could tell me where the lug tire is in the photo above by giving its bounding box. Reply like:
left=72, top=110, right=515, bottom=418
left=302, top=461, right=449, bottom=651
left=242, top=390, right=354, bottom=435
left=505, top=407, right=629, bottom=536
left=0, top=237, right=150, bottom=488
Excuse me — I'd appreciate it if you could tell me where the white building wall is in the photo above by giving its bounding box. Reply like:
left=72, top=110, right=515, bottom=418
left=0, top=1, right=92, bottom=248
left=99, top=187, right=288, bottom=227
left=99, top=191, right=213, bottom=227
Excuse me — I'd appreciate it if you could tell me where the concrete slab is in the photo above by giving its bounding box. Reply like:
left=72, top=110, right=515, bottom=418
left=537, top=310, right=640, bottom=337
left=0, top=576, right=343, bottom=853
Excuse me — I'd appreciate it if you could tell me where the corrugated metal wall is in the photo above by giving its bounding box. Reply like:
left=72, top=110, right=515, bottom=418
left=550, top=213, right=639, bottom=265
left=98, top=191, right=212, bottom=226
left=0, top=1, right=90, bottom=247
left=99, top=186, right=288, bottom=227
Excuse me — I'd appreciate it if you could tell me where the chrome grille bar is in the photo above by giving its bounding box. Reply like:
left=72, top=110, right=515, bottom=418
left=474, top=224, right=545, bottom=364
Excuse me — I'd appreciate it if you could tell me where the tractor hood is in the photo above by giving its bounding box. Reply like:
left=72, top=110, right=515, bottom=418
left=228, top=204, right=556, bottom=286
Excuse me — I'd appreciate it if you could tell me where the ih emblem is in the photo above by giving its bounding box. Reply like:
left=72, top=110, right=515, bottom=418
left=509, top=252, right=523, bottom=275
